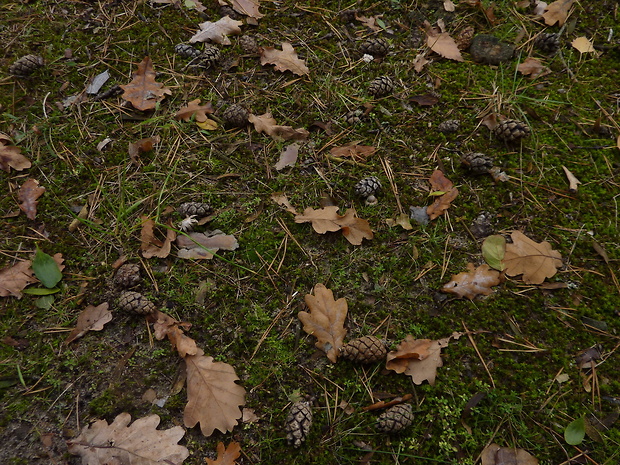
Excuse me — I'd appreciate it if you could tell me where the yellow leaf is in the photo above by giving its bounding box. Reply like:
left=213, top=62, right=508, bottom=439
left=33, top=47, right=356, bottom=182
left=571, top=37, right=595, bottom=54
left=196, top=118, right=218, bottom=130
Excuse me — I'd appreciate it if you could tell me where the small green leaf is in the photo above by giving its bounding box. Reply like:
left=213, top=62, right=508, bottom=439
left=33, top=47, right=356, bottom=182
left=429, top=191, right=446, bottom=196
left=35, top=295, right=55, bottom=309
left=482, top=235, right=506, bottom=271
left=22, top=287, right=60, bottom=295
left=565, top=417, right=586, bottom=445
left=32, top=247, right=62, bottom=288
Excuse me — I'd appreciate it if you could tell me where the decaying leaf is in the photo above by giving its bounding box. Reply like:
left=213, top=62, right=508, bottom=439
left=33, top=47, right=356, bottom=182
left=0, top=133, right=31, bottom=172
left=128, top=135, right=160, bottom=163
left=140, top=217, right=177, bottom=259
left=260, top=42, right=310, bottom=76
left=147, top=310, right=198, bottom=357
left=442, top=263, right=501, bottom=299
left=424, top=21, right=464, bottom=62
left=299, top=283, right=348, bottom=362
left=175, top=99, right=215, bottom=122
left=205, top=441, right=242, bottom=465
left=481, top=443, right=539, bottom=465
left=426, top=170, right=459, bottom=220
left=67, top=412, right=189, bottom=465
left=275, top=143, right=299, bottom=170
left=329, top=145, right=376, bottom=162
left=18, top=178, right=45, bottom=220
left=184, top=348, right=246, bottom=436
left=502, top=231, right=562, bottom=284
left=482, top=235, right=506, bottom=271
left=0, top=260, right=37, bottom=298
left=65, top=303, right=113, bottom=344
left=542, top=0, right=576, bottom=26
left=413, top=53, right=431, bottom=73
left=355, top=14, right=384, bottom=32
left=410, top=94, right=439, bottom=106
left=120, top=57, right=172, bottom=111
left=517, top=57, right=551, bottom=79
left=190, top=16, right=243, bottom=45
left=562, top=165, right=581, bottom=192
left=571, top=36, right=595, bottom=54
left=176, top=231, right=239, bottom=259
left=227, top=0, right=264, bottom=20
left=386, top=335, right=451, bottom=385
left=249, top=113, right=310, bottom=141
left=294, top=206, right=373, bottom=245
left=271, top=193, right=299, bottom=214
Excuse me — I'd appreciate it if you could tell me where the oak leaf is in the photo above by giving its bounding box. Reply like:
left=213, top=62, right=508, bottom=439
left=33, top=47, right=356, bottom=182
left=184, top=348, right=246, bottom=436
left=190, top=16, right=243, bottom=45
left=65, top=303, right=113, bottom=344
left=502, top=231, right=562, bottom=284
left=442, top=263, right=501, bottom=299
left=424, top=22, right=464, bottom=62
left=386, top=335, right=451, bottom=385
left=271, top=193, right=299, bottom=215
left=329, top=145, right=376, bottom=162
left=248, top=113, right=309, bottom=141
left=481, top=443, right=539, bottom=465
left=67, top=412, right=189, bottom=465
left=294, top=206, right=373, bottom=245
left=140, top=217, right=177, bottom=259
left=120, top=57, right=172, bottom=111
left=299, top=283, right=348, bottom=362
left=0, top=133, right=31, bottom=172
left=542, top=0, right=576, bottom=26
left=176, top=231, right=239, bottom=259
left=259, top=42, right=310, bottom=76
left=517, top=57, right=551, bottom=79
left=18, top=178, right=45, bottom=220
left=147, top=310, right=198, bottom=357
left=0, top=260, right=36, bottom=298
left=128, top=135, right=160, bottom=163
left=205, top=442, right=242, bottom=465
left=227, top=0, right=264, bottom=20
left=275, top=143, right=299, bottom=170
left=175, top=99, right=214, bottom=122
left=426, top=170, right=459, bottom=219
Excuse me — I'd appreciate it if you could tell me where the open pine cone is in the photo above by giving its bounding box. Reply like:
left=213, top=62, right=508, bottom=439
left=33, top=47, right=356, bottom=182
left=376, top=403, right=414, bottom=434
left=118, top=291, right=156, bottom=315
left=113, top=263, right=142, bottom=289
left=340, top=336, right=387, bottom=363
left=285, top=401, right=313, bottom=447
left=492, top=119, right=530, bottom=142
left=9, top=54, right=44, bottom=77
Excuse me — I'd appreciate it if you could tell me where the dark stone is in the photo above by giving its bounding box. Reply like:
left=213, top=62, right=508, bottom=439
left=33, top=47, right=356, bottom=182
left=469, top=34, right=515, bottom=65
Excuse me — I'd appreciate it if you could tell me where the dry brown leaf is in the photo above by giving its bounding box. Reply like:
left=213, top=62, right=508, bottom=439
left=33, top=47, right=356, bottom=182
left=190, top=16, right=243, bottom=44
left=259, top=42, right=310, bottom=76
left=176, top=231, right=239, bottom=259
left=426, top=170, right=459, bottom=220
left=271, top=193, right=299, bottom=215
left=0, top=133, right=31, bottom=172
left=175, top=99, right=214, bottom=122
left=275, top=143, right=299, bottom=170
left=481, top=443, right=539, bottom=465
left=128, top=135, right=160, bottom=163
left=562, top=165, right=581, bottom=192
left=542, top=0, right=576, bottom=26
left=140, top=217, right=177, bottom=259
left=517, top=57, right=551, bottom=79
left=120, top=57, right=172, bottom=111
left=386, top=335, right=451, bottom=385
left=442, top=263, right=501, bottom=299
left=294, top=206, right=373, bottom=245
left=67, top=412, right=189, bottom=465
left=229, top=0, right=264, bottom=20
left=18, top=178, right=45, bottom=220
left=65, top=303, right=113, bottom=344
left=147, top=310, right=198, bottom=357
left=0, top=260, right=36, bottom=298
left=413, top=53, right=431, bottom=73
left=329, top=145, right=376, bottom=162
left=355, top=14, right=383, bottom=32
left=424, top=22, right=464, bottom=62
left=248, top=113, right=309, bottom=141
left=205, top=442, right=242, bottom=465
left=410, top=94, right=439, bottom=106
left=184, top=348, right=246, bottom=436
left=502, top=231, right=563, bottom=284
left=336, top=208, right=374, bottom=245
left=299, top=283, right=348, bottom=362
left=571, top=36, right=596, bottom=54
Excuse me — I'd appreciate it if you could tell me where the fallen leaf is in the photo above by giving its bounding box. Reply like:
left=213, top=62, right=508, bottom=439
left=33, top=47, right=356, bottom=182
left=120, top=57, right=172, bottom=111
left=481, top=443, right=539, bottom=465
left=426, top=170, right=459, bottom=220
left=18, top=178, right=45, bottom=220
left=443, top=0, right=456, bottom=12
left=0, top=133, right=31, bottom=172
left=424, top=22, right=464, bottom=62
left=571, top=36, right=595, bottom=54
left=294, top=206, right=373, bottom=245
left=196, top=118, right=219, bottom=130
left=248, top=113, right=309, bottom=141
left=147, top=310, right=198, bottom=357
left=228, top=0, right=264, bottom=20
left=190, top=16, right=243, bottom=45
left=355, top=14, right=383, bottom=32
left=502, top=231, right=562, bottom=284
left=175, top=99, right=214, bottom=122
left=482, top=235, right=506, bottom=270
left=260, top=42, right=310, bottom=76
left=329, top=145, right=376, bottom=162
left=176, top=231, right=239, bottom=259
left=205, top=441, right=242, bottom=465
left=0, top=260, right=36, bottom=298
left=337, top=208, right=374, bottom=245
left=442, top=263, right=501, bottom=299
left=67, top=413, right=189, bottom=465
left=517, top=57, right=551, bottom=79
left=65, top=303, right=113, bottom=344
left=128, top=135, right=160, bottom=163
left=184, top=348, right=246, bottom=436
left=271, top=193, right=299, bottom=214
left=275, top=143, right=299, bottom=170
left=562, top=165, right=581, bottom=192
left=410, top=94, right=439, bottom=106
left=299, top=283, right=348, bottom=362
left=542, top=0, right=576, bottom=26
left=565, top=417, right=586, bottom=445
left=184, top=0, right=207, bottom=12
left=413, top=53, right=431, bottom=73
left=32, top=248, right=63, bottom=288
left=386, top=335, right=451, bottom=385
left=140, top=217, right=177, bottom=259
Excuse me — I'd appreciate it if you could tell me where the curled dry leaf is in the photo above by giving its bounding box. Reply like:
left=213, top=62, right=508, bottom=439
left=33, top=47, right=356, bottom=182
left=562, top=165, right=581, bottom=192
left=184, top=348, right=246, bottom=436
left=65, top=303, right=113, bottom=344
left=67, top=412, right=189, bottom=465
left=175, top=99, right=214, bottom=122
left=502, top=231, right=562, bottom=284
left=176, top=231, right=239, bottom=259
left=249, top=113, right=309, bottom=141
left=271, top=193, right=299, bottom=215
left=128, top=135, right=160, bottom=163
left=228, top=0, right=264, bottom=20
left=18, top=178, right=45, bottom=220
left=329, top=144, right=376, bottom=162
left=0, top=133, right=31, bottom=172
left=275, top=143, right=299, bottom=170
left=542, top=0, right=576, bottom=26
left=294, top=206, right=373, bottom=245
left=140, top=217, right=177, bottom=259
left=442, top=263, right=501, bottom=299
left=190, top=16, right=243, bottom=44
left=481, top=443, right=539, bottom=465
left=424, top=21, right=464, bottom=62
left=426, top=170, right=459, bottom=220
left=259, top=42, right=310, bottom=76
left=299, top=283, right=348, bottom=362
left=205, top=441, right=242, bottom=465
left=147, top=310, right=198, bottom=357
left=120, top=57, right=172, bottom=111
left=386, top=335, right=451, bottom=385
left=0, top=260, right=36, bottom=298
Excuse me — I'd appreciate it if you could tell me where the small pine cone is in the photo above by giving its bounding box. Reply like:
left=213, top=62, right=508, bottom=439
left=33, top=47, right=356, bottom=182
left=355, top=176, right=382, bottom=198
left=239, top=35, right=259, bottom=54
left=461, top=152, right=494, bottom=174
left=201, top=44, right=221, bottom=66
left=534, top=32, right=560, bottom=54
left=285, top=401, right=313, bottom=447
left=222, top=104, right=250, bottom=127
left=343, top=109, right=363, bottom=125
left=456, top=26, right=475, bottom=50
left=492, top=119, right=530, bottom=142
left=376, top=404, right=414, bottom=434
left=174, top=43, right=202, bottom=59
left=9, top=54, right=44, bottom=77
left=340, top=336, right=387, bottom=363
left=177, top=202, right=213, bottom=218
left=113, top=263, right=142, bottom=289
left=359, top=38, right=390, bottom=58
left=368, top=76, right=394, bottom=97
left=118, top=291, right=156, bottom=315
left=438, top=119, right=460, bottom=133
